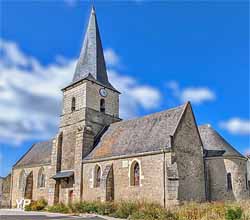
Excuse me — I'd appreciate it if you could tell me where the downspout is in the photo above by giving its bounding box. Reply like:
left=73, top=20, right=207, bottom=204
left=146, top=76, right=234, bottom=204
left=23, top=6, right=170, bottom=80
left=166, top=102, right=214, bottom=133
left=163, top=151, right=166, bottom=208
left=203, top=150, right=208, bottom=201
left=163, top=135, right=173, bottom=208
left=80, top=163, right=83, bottom=201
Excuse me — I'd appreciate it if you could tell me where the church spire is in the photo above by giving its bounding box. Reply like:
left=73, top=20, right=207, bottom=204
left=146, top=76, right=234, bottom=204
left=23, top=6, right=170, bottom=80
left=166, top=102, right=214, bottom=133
left=73, top=6, right=116, bottom=90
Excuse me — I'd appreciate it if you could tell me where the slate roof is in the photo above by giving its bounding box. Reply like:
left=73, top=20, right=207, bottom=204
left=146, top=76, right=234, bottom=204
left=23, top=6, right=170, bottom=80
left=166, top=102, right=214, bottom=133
left=84, top=104, right=186, bottom=160
left=13, top=140, right=53, bottom=168
left=72, top=7, right=117, bottom=92
left=199, top=125, right=244, bottom=158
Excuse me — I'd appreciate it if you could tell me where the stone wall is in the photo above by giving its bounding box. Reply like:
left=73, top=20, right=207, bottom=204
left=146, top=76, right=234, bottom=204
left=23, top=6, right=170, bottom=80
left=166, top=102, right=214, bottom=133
left=11, top=165, right=50, bottom=207
left=47, top=78, right=120, bottom=205
left=247, top=157, right=250, bottom=185
left=60, top=125, right=77, bottom=171
left=205, top=157, right=249, bottom=201
left=82, top=153, right=168, bottom=206
left=0, top=174, right=11, bottom=208
left=86, top=81, right=119, bottom=118
left=172, top=103, right=206, bottom=202
left=62, top=80, right=119, bottom=120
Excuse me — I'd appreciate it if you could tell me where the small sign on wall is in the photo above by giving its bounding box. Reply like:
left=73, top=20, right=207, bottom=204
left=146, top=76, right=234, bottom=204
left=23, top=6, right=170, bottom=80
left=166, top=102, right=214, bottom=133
left=122, top=160, right=129, bottom=168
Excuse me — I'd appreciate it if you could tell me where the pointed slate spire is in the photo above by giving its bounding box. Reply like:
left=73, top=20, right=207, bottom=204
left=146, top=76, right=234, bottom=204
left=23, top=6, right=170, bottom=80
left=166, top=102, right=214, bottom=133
left=73, top=6, right=116, bottom=90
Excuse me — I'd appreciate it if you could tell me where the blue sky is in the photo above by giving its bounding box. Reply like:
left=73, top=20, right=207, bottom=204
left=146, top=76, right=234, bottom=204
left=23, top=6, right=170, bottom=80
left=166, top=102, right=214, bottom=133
left=0, top=1, right=249, bottom=177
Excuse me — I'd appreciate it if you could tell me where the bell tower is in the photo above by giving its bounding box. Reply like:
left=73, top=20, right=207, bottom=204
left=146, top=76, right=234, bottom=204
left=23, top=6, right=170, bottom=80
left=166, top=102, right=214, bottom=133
left=48, top=6, right=120, bottom=205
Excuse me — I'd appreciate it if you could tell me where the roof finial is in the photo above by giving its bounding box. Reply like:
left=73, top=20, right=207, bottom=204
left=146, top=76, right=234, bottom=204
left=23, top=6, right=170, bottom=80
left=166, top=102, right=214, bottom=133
left=91, top=4, right=96, bottom=14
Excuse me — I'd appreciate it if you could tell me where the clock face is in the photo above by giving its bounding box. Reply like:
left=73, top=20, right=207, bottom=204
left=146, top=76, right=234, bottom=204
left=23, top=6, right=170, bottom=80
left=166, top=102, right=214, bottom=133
left=99, top=88, right=107, bottom=97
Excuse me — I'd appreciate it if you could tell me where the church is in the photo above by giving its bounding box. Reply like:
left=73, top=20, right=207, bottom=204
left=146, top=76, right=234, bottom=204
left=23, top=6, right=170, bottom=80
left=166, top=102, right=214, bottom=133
left=2, top=7, right=249, bottom=208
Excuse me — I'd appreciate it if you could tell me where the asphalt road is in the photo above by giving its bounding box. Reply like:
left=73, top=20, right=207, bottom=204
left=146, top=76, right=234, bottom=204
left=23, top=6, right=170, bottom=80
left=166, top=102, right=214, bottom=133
left=0, top=209, right=106, bottom=220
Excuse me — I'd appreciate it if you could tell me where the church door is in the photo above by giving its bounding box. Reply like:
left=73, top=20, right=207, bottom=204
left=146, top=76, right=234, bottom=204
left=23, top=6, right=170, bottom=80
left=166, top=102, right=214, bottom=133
left=68, top=190, right=74, bottom=204
left=106, top=166, right=114, bottom=201
left=24, top=172, right=33, bottom=200
left=54, top=181, right=60, bottom=204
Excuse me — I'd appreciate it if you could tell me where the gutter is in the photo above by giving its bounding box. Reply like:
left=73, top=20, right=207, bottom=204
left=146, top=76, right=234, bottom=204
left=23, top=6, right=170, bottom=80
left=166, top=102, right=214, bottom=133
left=83, top=149, right=171, bottom=164
left=205, top=155, right=248, bottom=161
left=13, top=162, right=51, bottom=170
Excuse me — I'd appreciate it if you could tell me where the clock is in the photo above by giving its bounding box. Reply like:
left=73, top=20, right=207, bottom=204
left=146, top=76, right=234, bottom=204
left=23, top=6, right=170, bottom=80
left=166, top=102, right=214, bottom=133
left=99, top=88, right=107, bottom=97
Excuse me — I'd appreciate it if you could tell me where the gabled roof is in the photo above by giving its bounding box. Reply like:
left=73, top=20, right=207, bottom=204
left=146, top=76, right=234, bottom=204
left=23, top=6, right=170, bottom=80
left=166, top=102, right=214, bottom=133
left=13, top=140, right=53, bottom=168
left=84, top=104, right=186, bottom=161
left=72, top=7, right=117, bottom=92
left=199, top=124, right=244, bottom=158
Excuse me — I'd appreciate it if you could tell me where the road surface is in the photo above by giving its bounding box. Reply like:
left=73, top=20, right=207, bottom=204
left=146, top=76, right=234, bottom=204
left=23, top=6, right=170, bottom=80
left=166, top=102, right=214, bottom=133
left=0, top=209, right=107, bottom=220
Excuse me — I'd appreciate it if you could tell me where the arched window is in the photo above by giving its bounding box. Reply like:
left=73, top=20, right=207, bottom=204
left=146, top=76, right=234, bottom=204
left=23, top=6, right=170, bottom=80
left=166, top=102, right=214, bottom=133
left=100, top=99, right=105, bottom=113
left=94, top=165, right=101, bottom=188
left=37, top=167, right=45, bottom=188
left=227, top=173, right=232, bottom=191
left=71, top=97, right=76, bottom=112
left=57, top=132, right=63, bottom=172
left=130, top=161, right=140, bottom=186
left=19, top=170, right=25, bottom=190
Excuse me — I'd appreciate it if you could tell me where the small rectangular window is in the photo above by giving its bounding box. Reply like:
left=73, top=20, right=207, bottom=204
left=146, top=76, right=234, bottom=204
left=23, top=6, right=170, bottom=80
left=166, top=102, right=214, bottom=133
left=100, top=99, right=105, bottom=113
left=71, top=97, right=76, bottom=112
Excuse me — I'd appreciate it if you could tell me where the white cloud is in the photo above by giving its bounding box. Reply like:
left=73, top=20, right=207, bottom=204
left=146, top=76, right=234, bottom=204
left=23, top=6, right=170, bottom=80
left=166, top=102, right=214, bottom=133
left=129, top=86, right=161, bottom=109
left=0, top=39, right=161, bottom=145
left=166, top=81, right=216, bottom=104
left=181, top=87, right=216, bottom=104
left=220, top=118, right=250, bottom=135
left=0, top=39, right=76, bottom=145
left=104, top=48, right=120, bottom=67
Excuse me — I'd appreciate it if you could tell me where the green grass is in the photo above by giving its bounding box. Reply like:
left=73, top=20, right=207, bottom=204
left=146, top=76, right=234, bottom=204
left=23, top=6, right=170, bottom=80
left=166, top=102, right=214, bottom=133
left=26, top=199, right=250, bottom=220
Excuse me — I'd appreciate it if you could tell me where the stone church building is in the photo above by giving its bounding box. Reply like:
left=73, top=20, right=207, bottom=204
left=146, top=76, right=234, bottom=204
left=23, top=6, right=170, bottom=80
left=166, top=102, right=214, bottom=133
left=2, top=7, right=249, bottom=208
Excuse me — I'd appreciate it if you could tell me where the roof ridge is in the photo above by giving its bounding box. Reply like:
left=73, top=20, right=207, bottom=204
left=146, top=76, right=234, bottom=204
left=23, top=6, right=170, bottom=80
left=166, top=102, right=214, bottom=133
left=171, top=102, right=189, bottom=137
left=13, top=143, right=36, bottom=168
left=112, top=103, right=186, bottom=126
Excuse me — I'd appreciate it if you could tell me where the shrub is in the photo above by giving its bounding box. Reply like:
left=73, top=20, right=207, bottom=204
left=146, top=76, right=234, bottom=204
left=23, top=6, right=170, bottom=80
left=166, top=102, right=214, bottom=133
left=70, top=201, right=115, bottom=215
left=131, top=202, right=178, bottom=220
left=96, top=201, right=116, bottom=215
left=71, top=201, right=97, bottom=213
left=47, top=203, right=70, bottom=214
left=225, top=207, right=243, bottom=220
left=25, top=199, right=47, bottom=211
left=113, top=201, right=139, bottom=218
